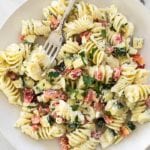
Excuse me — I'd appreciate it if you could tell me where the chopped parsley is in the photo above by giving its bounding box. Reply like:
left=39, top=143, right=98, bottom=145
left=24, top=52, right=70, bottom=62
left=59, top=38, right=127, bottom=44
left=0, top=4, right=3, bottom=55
left=71, top=105, right=79, bottom=111
left=79, top=51, right=86, bottom=65
left=101, top=29, right=106, bottom=38
left=89, top=48, right=97, bottom=60
left=102, top=81, right=116, bottom=89
left=83, top=75, right=95, bottom=87
left=55, top=61, right=66, bottom=72
left=93, top=81, right=102, bottom=94
left=68, top=116, right=80, bottom=130
left=96, top=117, right=105, bottom=128
left=79, top=51, right=85, bottom=58
left=48, top=71, right=60, bottom=78
left=113, top=47, right=127, bottom=57
left=127, top=121, right=136, bottom=131
left=110, top=129, right=117, bottom=136
left=47, top=115, right=55, bottom=126
left=116, top=102, right=124, bottom=109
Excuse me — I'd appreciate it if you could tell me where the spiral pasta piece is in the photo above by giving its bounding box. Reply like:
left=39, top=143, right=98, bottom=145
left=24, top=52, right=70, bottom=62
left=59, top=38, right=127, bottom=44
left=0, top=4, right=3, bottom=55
left=64, top=15, right=94, bottom=38
left=137, top=109, right=150, bottom=124
left=99, top=129, right=117, bottom=149
left=111, top=64, right=137, bottom=96
left=106, top=114, right=127, bottom=132
left=111, top=13, right=128, bottom=33
left=43, top=0, right=67, bottom=19
left=2, top=44, right=24, bottom=68
left=88, top=65, right=113, bottom=84
left=15, top=103, right=38, bottom=127
left=107, top=29, right=122, bottom=46
left=38, top=124, right=66, bottom=140
left=21, top=124, right=66, bottom=140
left=76, top=1, right=89, bottom=18
left=0, top=55, right=9, bottom=76
left=22, top=19, right=50, bottom=36
left=22, top=45, right=50, bottom=81
left=131, top=101, right=147, bottom=122
left=21, top=125, right=39, bottom=140
left=90, top=34, right=106, bottom=51
left=52, top=100, right=85, bottom=123
left=88, top=3, right=104, bottom=20
left=125, top=85, right=150, bottom=103
left=67, top=123, right=95, bottom=147
left=84, top=41, right=97, bottom=54
left=0, top=76, right=22, bottom=105
left=72, top=138, right=99, bottom=150
left=134, top=69, right=150, bottom=84
left=58, top=40, right=80, bottom=59
left=85, top=44, right=105, bottom=66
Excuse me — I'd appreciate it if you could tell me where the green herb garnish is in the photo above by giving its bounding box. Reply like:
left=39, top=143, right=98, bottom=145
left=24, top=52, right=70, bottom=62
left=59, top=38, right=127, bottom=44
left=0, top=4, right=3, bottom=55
left=102, top=81, right=116, bottom=89
left=48, top=71, right=60, bottom=78
left=93, top=81, right=102, bottom=94
left=89, top=48, right=97, bottom=59
left=96, top=117, right=105, bottom=128
left=71, top=105, right=79, bottom=111
left=113, top=47, right=127, bottom=57
left=127, top=121, right=136, bottom=131
left=117, top=102, right=124, bottom=109
left=79, top=51, right=86, bottom=65
left=83, top=75, right=95, bottom=87
left=68, top=116, right=80, bottom=130
left=47, top=115, right=55, bottom=126
left=79, top=51, right=85, bottom=57
left=110, top=129, right=117, bottom=136
left=101, top=29, right=106, bottom=38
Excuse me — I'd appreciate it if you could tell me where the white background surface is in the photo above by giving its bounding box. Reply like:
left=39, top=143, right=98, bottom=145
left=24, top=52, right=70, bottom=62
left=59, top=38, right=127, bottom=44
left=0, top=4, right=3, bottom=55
left=0, top=0, right=150, bottom=150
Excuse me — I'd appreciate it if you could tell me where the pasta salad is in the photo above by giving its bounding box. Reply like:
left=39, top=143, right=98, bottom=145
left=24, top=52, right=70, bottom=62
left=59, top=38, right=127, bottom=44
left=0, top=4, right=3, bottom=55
left=0, top=0, right=150, bottom=150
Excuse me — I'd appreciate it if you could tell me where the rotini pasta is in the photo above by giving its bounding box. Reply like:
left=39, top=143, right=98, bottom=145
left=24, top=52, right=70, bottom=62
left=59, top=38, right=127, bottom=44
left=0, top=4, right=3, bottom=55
left=88, top=65, right=113, bottom=84
left=22, top=19, right=50, bottom=36
left=0, top=76, right=22, bottom=105
left=64, top=15, right=94, bottom=38
left=125, top=84, right=150, bottom=103
left=67, top=123, right=95, bottom=148
left=0, top=1, right=150, bottom=150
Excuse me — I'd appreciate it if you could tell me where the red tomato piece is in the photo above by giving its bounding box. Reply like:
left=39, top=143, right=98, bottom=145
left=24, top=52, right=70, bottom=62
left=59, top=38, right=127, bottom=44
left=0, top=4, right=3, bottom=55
left=51, top=16, right=60, bottom=29
left=113, top=34, right=123, bottom=45
left=93, top=102, right=103, bottom=111
left=132, top=54, right=145, bottom=68
left=120, top=126, right=130, bottom=137
left=104, top=115, right=113, bottom=124
left=44, top=90, right=60, bottom=100
left=146, top=98, right=150, bottom=108
left=80, top=31, right=92, bottom=41
left=44, top=90, right=67, bottom=100
left=6, top=71, right=19, bottom=81
left=31, top=115, right=40, bottom=125
left=85, top=89, right=97, bottom=104
left=96, top=19, right=108, bottom=27
left=94, top=69, right=103, bottom=81
left=113, top=67, right=122, bottom=81
left=91, top=130, right=102, bottom=139
left=23, top=88, right=35, bottom=103
left=59, top=136, right=70, bottom=150
left=32, top=124, right=39, bottom=131
left=106, top=47, right=114, bottom=54
left=20, top=35, right=25, bottom=42
left=69, top=69, right=82, bottom=80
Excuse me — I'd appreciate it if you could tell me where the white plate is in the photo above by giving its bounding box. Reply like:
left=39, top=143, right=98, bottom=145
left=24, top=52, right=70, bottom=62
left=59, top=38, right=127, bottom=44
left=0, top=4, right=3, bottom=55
left=0, top=0, right=150, bottom=150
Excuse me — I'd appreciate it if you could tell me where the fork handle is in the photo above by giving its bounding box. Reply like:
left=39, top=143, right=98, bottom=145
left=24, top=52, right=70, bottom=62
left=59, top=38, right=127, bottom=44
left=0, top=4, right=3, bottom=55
left=57, top=0, right=76, bottom=31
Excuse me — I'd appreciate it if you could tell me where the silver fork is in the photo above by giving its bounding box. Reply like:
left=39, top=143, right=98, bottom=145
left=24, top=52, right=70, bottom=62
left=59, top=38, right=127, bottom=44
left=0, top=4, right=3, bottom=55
left=43, top=0, right=76, bottom=65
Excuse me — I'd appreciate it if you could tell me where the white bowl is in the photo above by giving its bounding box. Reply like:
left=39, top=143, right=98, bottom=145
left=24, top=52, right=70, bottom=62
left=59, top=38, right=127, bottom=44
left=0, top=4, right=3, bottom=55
left=0, top=0, right=150, bottom=150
